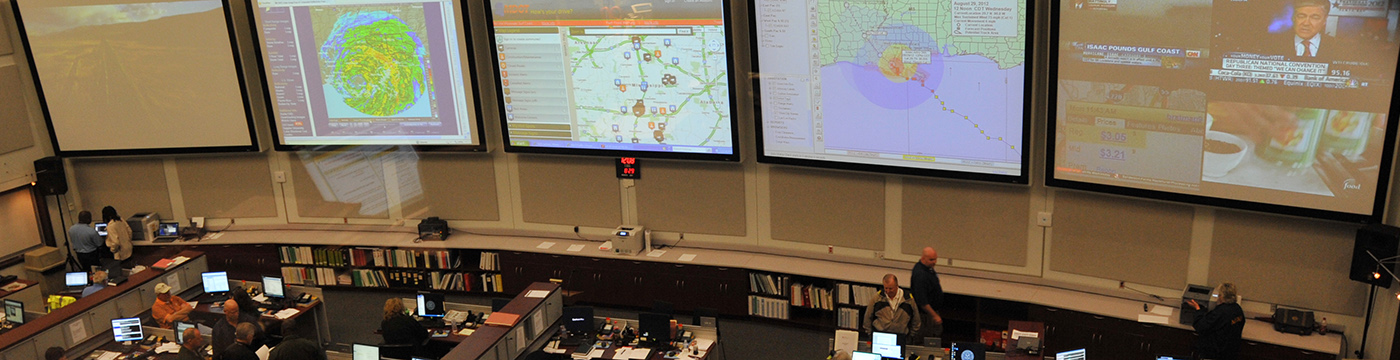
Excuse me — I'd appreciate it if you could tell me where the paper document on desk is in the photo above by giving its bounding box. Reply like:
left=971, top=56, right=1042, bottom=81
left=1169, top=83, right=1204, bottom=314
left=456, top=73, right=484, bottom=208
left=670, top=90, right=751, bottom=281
left=1010, top=330, right=1037, bottom=340
left=525, top=290, right=550, bottom=298
left=1138, top=314, right=1170, bottom=324
left=610, top=348, right=630, bottom=359
left=695, top=338, right=714, bottom=351
left=567, top=244, right=585, bottom=252
left=274, top=308, right=300, bottom=319
left=208, top=232, right=224, bottom=240
left=586, top=349, right=604, bottom=359
left=537, top=242, right=556, bottom=249
left=1149, top=305, right=1173, bottom=316
left=255, top=345, right=271, bottom=360
left=94, top=350, right=119, bottom=360
left=647, top=250, right=666, bottom=257
left=678, top=254, right=696, bottom=262
left=626, top=348, right=650, bottom=359
left=252, top=294, right=268, bottom=303
left=155, top=342, right=181, bottom=354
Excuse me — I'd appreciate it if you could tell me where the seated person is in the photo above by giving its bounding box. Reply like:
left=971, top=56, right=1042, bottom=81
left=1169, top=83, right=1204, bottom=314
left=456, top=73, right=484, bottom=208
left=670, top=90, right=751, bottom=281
left=81, top=271, right=107, bottom=298
left=222, top=323, right=260, bottom=360
left=152, top=283, right=193, bottom=328
left=213, top=299, right=265, bottom=360
left=379, top=298, right=428, bottom=357
left=177, top=328, right=205, bottom=360
left=863, top=273, right=921, bottom=338
left=268, top=319, right=326, bottom=360
left=44, top=347, right=65, bottom=360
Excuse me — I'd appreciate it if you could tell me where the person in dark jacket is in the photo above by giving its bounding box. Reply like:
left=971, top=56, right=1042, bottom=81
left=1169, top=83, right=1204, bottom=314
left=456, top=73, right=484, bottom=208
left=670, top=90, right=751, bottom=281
left=1188, top=283, right=1245, bottom=360
left=176, top=327, right=206, bottom=360
left=213, top=300, right=265, bottom=360
left=380, top=298, right=428, bottom=358
left=222, top=323, right=260, bottom=360
left=863, top=274, right=920, bottom=338
left=269, top=319, right=325, bottom=360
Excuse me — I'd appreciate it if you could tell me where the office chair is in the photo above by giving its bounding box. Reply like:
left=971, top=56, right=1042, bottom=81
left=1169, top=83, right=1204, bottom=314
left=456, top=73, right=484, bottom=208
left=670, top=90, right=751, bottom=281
left=652, top=300, right=674, bottom=315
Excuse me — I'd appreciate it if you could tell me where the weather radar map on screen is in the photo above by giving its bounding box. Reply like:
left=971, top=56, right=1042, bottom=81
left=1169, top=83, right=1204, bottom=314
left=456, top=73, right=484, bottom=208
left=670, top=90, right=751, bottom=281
left=252, top=0, right=481, bottom=147
left=755, top=0, right=1029, bottom=179
left=488, top=0, right=737, bottom=158
left=1051, top=0, right=1400, bottom=220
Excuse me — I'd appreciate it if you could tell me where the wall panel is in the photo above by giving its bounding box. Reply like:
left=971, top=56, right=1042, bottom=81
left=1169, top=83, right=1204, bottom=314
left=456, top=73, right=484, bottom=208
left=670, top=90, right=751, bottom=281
left=175, top=155, right=277, bottom=218
left=517, top=155, right=621, bottom=227
left=769, top=167, right=884, bottom=250
left=402, top=153, right=499, bottom=221
left=73, top=158, right=172, bottom=219
left=288, top=153, right=389, bottom=219
left=903, top=179, right=1029, bottom=266
left=636, top=160, right=746, bottom=236
left=1050, top=190, right=1193, bottom=289
left=0, top=187, right=42, bottom=260
left=0, top=65, right=34, bottom=155
left=1211, top=210, right=1367, bottom=315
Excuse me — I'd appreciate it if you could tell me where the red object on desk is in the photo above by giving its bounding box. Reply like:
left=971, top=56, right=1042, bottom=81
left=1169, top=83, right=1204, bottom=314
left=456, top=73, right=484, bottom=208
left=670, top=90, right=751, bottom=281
left=484, top=312, right=519, bottom=327
left=151, top=258, right=176, bottom=270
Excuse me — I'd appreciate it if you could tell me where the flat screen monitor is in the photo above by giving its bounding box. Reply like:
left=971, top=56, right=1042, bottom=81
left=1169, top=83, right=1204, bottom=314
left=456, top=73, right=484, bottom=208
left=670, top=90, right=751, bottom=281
left=1055, top=348, right=1086, bottom=360
left=562, top=306, right=594, bottom=334
left=949, top=342, right=985, bottom=360
left=65, top=272, right=87, bottom=287
left=638, top=312, right=672, bottom=343
left=9, top=0, right=260, bottom=157
left=750, top=0, right=1031, bottom=182
left=247, top=0, right=486, bottom=150
left=484, top=0, right=740, bottom=161
left=201, top=271, right=230, bottom=294
left=872, top=344, right=902, bottom=359
left=262, top=276, right=285, bottom=299
left=4, top=300, right=23, bottom=324
left=352, top=343, right=379, bottom=360
left=873, top=331, right=898, bottom=346
left=111, top=317, right=143, bottom=342
left=1155, top=356, right=1186, bottom=360
left=95, top=223, right=107, bottom=237
left=156, top=222, right=179, bottom=237
left=852, top=352, right=882, bottom=360
left=416, top=292, right=445, bottom=318
left=175, top=321, right=196, bottom=344
left=1048, top=0, right=1400, bottom=222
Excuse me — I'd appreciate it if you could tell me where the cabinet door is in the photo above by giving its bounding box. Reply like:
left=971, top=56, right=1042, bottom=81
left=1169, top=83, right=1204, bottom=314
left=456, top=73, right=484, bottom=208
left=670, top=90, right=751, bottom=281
left=88, top=301, right=120, bottom=334
left=2, top=339, right=36, bottom=360
left=1043, top=322, right=1097, bottom=355
left=115, top=290, right=144, bottom=317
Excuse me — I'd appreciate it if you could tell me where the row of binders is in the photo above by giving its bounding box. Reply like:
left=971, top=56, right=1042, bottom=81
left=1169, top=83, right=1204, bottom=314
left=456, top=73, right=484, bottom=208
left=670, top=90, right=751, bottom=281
left=790, top=283, right=833, bottom=310
left=748, top=295, right=789, bottom=320
left=837, top=308, right=861, bottom=330
left=836, top=283, right=880, bottom=305
left=278, top=246, right=462, bottom=270
left=479, top=252, right=500, bottom=271
left=279, top=266, right=504, bottom=292
left=748, top=272, right=789, bottom=296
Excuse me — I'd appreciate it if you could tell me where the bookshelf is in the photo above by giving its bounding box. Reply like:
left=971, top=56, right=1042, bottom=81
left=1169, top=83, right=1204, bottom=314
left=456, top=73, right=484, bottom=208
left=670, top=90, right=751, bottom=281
left=834, top=281, right=880, bottom=330
left=746, top=271, right=838, bottom=328
left=277, top=245, right=504, bottom=293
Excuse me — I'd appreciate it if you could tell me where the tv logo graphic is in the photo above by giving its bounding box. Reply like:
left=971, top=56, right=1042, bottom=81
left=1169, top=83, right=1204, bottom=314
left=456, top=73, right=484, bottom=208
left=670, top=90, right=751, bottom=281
left=1344, top=179, right=1362, bottom=191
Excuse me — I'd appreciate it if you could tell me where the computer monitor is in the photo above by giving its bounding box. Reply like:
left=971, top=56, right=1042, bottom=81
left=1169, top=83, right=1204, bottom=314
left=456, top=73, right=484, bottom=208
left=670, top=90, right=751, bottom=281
left=1055, top=348, right=1087, bottom=360
left=157, top=222, right=180, bottom=238
left=638, top=312, right=672, bottom=343
left=4, top=300, right=23, bottom=325
left=490, top=298, right=510, bottom=312
left=872, top=343, right=902, bottom=359
left=562, top=306, right=594, bottom=334
left=852, top=351, right=883, bottom=360
left=202, top=271, right=230, bottom=294
left=873, top=331, right=898, bottom=346
left=65, top=272, right=88, bottom=287
left=353, top=343, right=379, bottom=360
left=262, top=276, right=285, bottom=299
left=416, top=292, right=445, bottom=318
left=95, top=223, right=108, bottom=237
left=950, top=342, right=986, bottom=360
left=175, top=321, right=196, bottom=344
left=1154, top=356, right=1186, bottom=360
left=111, top=317, right=143, bottom=342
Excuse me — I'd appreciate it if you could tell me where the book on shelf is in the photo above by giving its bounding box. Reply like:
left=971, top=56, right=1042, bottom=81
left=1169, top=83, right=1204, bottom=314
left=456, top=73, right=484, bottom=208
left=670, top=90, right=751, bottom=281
left=838, top=308, right=861, bottom=330
left=280, top=246, right=460, bottom=270
left=748, top=272, right=788, bottom=296
left=479, top=252, right=499, bottom=271
left=747, top=295, right=789, bottom=320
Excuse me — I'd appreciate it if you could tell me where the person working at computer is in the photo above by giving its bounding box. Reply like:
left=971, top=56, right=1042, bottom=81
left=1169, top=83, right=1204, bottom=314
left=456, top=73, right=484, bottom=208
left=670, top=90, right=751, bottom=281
left=69, top=211, right=105, bottom=271
left=1187, top=283, right=1245, bottom=360
left=152, top=283, right=193, bottom=328
left=81, top=271, right=107, bottom=298
left=863, top=274, right=921, bottom=338
left=911, top=247, right=945, bottom=340
left=380, top=298, right=429, bottom=358
left=101, top=206, right=133, bottom=263
left=177, top=328, right=205, bottom=360
left=213, top=299, right=265, bottom=360
left=222, top=323, right=260, bottom=360
left=268, top=319, right=325, bottom=360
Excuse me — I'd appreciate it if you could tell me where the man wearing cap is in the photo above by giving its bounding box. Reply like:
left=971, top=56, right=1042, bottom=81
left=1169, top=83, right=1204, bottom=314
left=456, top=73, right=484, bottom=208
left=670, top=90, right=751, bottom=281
left=152, top=282, right=193, bottom=328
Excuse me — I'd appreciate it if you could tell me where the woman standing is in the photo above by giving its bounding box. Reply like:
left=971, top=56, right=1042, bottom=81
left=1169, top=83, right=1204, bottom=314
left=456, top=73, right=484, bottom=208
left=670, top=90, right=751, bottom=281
left=102, top=206, right=133, bottom=263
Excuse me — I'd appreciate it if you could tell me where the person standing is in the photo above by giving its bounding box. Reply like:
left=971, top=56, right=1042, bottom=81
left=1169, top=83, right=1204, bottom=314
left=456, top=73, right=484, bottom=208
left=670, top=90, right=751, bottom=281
left=102, top=206, right=133, bottom=264
left=863, top=274, right=920, bottom=338
left=911, top=247, right=944, bottom=339
left=68, top=211, right=103, bottom=271
left=222, top=324, right=261, bottom=360
left=1187, top=283, right=1245, bottom=360
left=176, top=327, right=205, bottom=360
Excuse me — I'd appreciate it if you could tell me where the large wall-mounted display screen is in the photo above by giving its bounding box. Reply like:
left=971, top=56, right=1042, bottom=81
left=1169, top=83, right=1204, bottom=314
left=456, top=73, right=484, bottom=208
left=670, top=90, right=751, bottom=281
left=1049, top=0, right=1400, bottom=222
left=485, top=0, right=740, bottom=161
left=12, top=0, right=260, bottom=156
left=752, top=0, right=1032, bottom=182
left=250, top=0, right=485, bottom=150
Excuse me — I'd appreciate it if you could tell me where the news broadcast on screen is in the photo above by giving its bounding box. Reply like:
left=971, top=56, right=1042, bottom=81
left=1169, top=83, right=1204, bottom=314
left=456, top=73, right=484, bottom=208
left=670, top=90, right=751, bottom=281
left=1051, top=0, right=1400, bottom=221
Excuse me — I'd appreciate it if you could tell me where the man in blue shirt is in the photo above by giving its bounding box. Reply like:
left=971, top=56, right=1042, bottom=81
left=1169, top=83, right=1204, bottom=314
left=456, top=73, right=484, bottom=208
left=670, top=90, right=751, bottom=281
left=68, top=211, right=103, bottom=271
left=910, top=247, right=944, bottom=340
left=80, top=271, right=107, bottom=298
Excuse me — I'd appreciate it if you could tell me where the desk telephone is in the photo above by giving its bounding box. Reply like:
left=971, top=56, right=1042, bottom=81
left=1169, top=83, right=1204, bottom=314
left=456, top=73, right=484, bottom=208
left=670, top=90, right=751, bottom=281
left=295, top=293, right=313, bottom=304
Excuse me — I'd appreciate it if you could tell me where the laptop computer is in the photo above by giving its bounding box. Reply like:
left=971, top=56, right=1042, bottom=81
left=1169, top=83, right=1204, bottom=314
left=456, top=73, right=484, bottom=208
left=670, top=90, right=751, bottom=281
left=153, top=222, right=180, bottom=243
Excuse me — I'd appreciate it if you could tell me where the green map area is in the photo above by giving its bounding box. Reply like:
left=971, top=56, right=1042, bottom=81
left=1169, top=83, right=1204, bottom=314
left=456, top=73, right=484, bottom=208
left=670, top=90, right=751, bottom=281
left=312, top=6, right=431, bottom=117
left=817, top=0, right=1026, bottom=69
